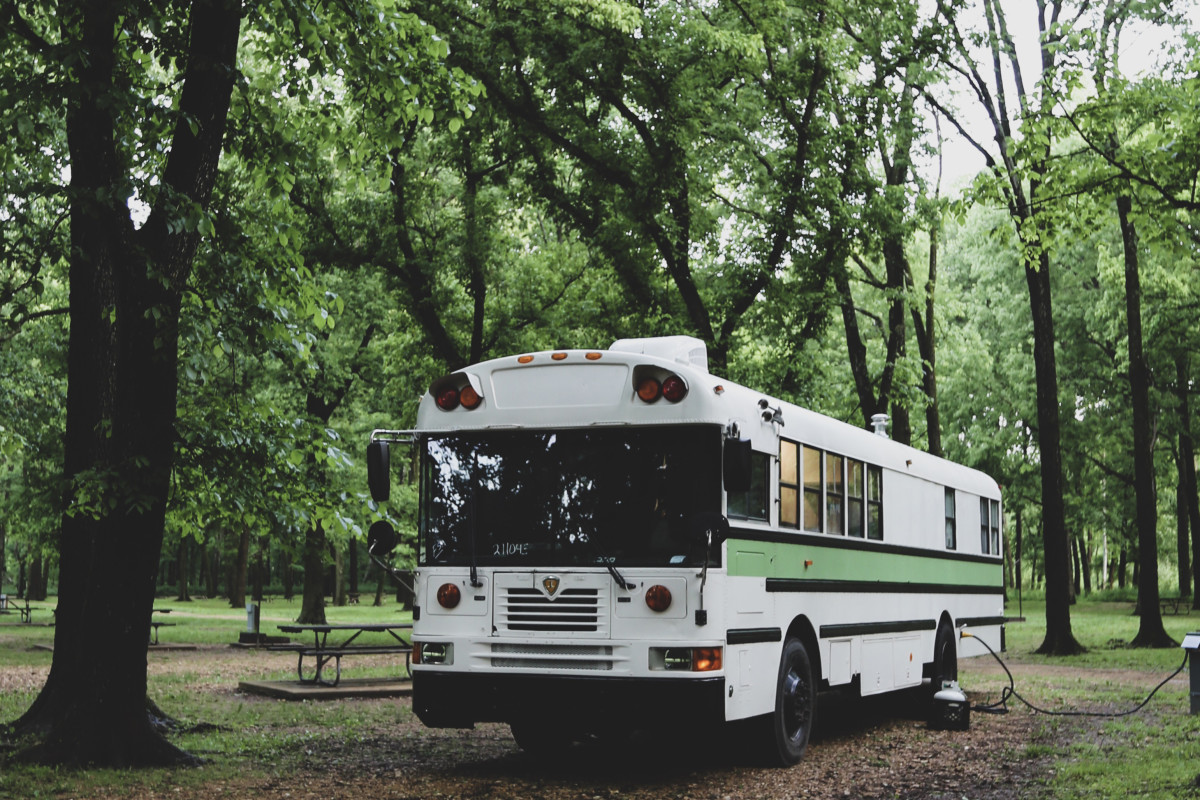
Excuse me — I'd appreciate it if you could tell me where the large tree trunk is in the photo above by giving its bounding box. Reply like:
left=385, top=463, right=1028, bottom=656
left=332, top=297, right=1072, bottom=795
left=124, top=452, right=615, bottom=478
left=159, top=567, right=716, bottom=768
left=176, top=537, right=191, bottom=602
left=1178, top=453, right=1191, bottom=600
left=1117, top=195, right=1173, bottom=647
left=1015, top=508, right=1023, bottom=592
left=8, top=0, right=240, bottom=766
left=229, top=524, right=249, bottom=609
left=1025, top=249, right=1082, bottom=654
left=28, top=554, right=46, bottom=602
left=1178, top=355, right=1200, bottom=610
left=298, top=522, right=328, bottom=624
left=913, top=220, right=941, bottom=457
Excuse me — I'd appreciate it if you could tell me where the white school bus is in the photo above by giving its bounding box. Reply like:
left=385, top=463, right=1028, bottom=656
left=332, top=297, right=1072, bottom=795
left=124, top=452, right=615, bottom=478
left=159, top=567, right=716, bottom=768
left=367, top=336, right=1004, bottom=765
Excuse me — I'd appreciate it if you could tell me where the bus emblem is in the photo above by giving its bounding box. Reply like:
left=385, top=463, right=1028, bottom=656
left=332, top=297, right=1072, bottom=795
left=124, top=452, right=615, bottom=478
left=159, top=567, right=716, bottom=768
left=542, top=576, right=561, bottom=596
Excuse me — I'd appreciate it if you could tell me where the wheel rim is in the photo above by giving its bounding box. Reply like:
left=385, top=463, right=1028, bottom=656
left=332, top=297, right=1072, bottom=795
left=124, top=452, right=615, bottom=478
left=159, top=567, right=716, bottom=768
left=781, top=662, right=811, bottom=743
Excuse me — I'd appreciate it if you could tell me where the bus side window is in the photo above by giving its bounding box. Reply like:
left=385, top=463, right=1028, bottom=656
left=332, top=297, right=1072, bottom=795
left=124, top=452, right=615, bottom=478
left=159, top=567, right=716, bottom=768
left=847, top=460, right=865, bottom=537
left=728, top=452, right=769, bottom=521
left=802, top=445, right=823, bottom=533
left=866, top=465, right=883, bottom=540
left=779, top=440, right=799, bottom=527
left=980, top=497, right=990, bottom=554
left=991, top=499, right=1001, bottom=555
left=945, top=488, right=957, bottom=549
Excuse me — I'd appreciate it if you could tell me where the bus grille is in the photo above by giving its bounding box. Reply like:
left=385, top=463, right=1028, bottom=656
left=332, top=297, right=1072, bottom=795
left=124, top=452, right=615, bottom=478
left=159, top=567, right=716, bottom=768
left=490, top=643, right=614, bottom=671
left=498, top=588, right=602, bottom=633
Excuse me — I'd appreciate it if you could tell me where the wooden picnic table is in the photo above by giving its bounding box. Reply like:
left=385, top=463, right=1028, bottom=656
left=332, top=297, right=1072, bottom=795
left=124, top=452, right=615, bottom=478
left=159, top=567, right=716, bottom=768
left=149, top=608, right=176, bottom=644
left=1160, top=596, right=1192, bottom=616
left=275, top=623, right=413, bottom=686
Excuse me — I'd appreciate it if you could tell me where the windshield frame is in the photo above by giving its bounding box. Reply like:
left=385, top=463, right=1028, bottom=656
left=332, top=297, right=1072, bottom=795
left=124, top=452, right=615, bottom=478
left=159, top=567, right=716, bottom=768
left=417, top=424, right=723, bottom=569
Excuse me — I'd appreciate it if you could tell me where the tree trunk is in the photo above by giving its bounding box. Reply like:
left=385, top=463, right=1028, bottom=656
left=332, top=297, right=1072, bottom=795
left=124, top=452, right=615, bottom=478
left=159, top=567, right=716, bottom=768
left=205, top=540, right=220, bottom=599
left=176, top=537, right=191, bottom=602
left=1015, top=508, right=1023, bottom=592
left=333, top=544, right=346, bottom=606
left=1081, top=531, right=1092, bottom=595
left=28, top=554, right=45, bottom=602
left=1117, top=195, right=1172, bottom=646
left=1178, top=454, right=1191, bottom=599
left=1026, top=249, right=1082, bottom=654
left=251, top=543, right=265, bottom=603
left=282, top=559, right=295, bottom=602
left=1075, top=534, right=1084, bottom=597
left=915, top=221, right=942, bottom=457
left=298, top=522, right=328, bottom=624
left=229, top=524, right=249, bottom=609
left=8, top=0, right=241, bottom=767
left=1177, top=355, right=1200, bottom=609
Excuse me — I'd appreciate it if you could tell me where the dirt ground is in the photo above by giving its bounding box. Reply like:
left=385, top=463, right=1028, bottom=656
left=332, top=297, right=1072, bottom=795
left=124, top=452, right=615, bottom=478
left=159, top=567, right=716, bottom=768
left=6, top=646, right=1077, bottom=800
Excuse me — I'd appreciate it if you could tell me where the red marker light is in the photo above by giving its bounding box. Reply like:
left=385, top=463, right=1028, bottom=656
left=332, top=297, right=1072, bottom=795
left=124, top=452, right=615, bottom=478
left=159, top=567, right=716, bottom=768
left=436, top=583, right=461, bottom=609
left=661, top=375, right=687, bottom=402
left=645, top=584, right=672, bottom=612
left=435, top=387, right=460, bottom=411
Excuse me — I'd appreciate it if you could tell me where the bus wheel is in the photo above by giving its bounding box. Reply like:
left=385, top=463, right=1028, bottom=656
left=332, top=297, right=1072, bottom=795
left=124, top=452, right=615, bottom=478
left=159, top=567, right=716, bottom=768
left=758, top=637, right=815, bottom=766
left=931, top=623, right=958, bottom=693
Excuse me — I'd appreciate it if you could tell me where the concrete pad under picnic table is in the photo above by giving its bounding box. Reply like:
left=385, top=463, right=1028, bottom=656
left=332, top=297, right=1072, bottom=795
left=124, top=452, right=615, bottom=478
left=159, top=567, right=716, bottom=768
left=238, top=677, right=412, bottom=700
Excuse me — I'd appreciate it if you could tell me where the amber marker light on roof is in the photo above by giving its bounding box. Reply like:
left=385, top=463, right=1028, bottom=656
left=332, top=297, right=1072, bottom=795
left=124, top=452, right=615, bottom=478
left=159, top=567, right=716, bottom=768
left=585, top=352, right=603, bottom=360
left=551, top=352, right=568, bottom=361
left=517, top=355, right=534, bottom=364
left=459, top=384, right=482, bottom=410
left=636, top=377, right=661, bottom=403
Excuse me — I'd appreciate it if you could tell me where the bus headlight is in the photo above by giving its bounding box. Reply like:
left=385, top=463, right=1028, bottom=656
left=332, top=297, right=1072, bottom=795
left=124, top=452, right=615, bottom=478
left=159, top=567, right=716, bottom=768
left=413, top=642, right=453, bottom=665
left=651, top=646, right=722, bottom=672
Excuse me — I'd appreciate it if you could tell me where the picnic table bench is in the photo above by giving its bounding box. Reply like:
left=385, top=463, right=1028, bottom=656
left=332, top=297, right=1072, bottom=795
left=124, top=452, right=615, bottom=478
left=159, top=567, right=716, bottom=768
left=275, top=623, right=412, bottom=686
left=1160, top=596, right=1192, bottom=616
left=150, top=608, right=176, bottom=644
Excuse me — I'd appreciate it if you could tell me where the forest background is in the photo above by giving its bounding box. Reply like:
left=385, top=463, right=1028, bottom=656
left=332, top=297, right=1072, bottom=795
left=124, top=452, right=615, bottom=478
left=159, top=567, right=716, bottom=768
left=1, top=0, right=1199, bottom=765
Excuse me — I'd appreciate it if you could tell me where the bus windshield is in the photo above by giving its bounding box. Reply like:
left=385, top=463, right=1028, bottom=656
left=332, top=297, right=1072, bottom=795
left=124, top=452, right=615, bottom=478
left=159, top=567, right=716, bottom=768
left=420, top=425, right=722, bottom=568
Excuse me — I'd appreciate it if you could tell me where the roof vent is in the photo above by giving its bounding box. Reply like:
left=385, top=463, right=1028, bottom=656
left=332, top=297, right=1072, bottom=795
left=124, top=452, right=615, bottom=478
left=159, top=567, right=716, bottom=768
left=871, top=413, right=890, bottom=438
left=610, top=336, right=708, bottom=372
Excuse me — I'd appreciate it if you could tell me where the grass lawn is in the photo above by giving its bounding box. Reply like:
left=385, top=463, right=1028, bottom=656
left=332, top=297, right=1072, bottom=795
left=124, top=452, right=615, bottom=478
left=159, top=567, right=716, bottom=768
left=0, top=592, right=1196, bottom=799
left=959, top=593, right=1198, bottom=800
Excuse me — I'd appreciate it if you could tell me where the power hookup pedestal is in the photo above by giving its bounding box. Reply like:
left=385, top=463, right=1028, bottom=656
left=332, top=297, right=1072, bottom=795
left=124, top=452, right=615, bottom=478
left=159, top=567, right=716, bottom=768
left=1183, top=632, right=1200, bottom=715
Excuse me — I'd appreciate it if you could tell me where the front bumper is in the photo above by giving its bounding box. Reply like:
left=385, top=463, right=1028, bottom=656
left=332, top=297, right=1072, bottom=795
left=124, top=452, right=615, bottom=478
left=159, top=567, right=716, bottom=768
left=413, top=670, right=725, bottom=728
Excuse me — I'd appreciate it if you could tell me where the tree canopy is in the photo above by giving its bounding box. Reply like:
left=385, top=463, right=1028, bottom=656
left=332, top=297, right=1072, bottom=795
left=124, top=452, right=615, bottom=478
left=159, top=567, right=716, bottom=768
left=1, top=0, right=1198, bottom=767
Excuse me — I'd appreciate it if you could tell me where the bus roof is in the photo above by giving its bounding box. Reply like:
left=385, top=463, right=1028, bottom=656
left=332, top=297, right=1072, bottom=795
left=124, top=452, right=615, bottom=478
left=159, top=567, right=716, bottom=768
left=414, top=339, right=1000, bottom=499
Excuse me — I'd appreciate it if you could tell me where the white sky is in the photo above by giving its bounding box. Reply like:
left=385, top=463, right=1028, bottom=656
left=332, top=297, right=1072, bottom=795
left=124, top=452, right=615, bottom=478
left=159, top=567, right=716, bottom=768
left=922, top=0, right=1198, bottom=190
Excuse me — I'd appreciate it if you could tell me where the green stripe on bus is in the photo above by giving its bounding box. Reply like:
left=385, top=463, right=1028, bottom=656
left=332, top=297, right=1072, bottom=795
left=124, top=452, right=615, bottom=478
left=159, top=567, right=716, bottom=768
left=726, top=537, right=1002, bottom=588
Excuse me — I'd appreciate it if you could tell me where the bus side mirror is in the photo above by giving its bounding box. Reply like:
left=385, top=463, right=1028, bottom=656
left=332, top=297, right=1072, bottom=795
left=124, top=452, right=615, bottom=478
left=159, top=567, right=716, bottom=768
left=367, top=440, right=390, bottom=503
left=367, top=520, right=399, bottom=555
left=723, top=438, right=752, bottom=493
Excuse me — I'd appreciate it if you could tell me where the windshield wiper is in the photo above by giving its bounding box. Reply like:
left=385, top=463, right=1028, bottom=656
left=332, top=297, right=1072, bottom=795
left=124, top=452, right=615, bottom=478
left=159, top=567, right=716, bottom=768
left=466, top=481, right=482, bottom=588
left=580, top=531, right=631, bottom=590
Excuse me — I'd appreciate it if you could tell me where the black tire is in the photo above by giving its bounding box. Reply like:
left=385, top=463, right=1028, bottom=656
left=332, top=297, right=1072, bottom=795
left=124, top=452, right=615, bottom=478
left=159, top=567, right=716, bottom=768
left=756, top=637, right=816, bottom=766
left=930, top=623, right=958, bottom=693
